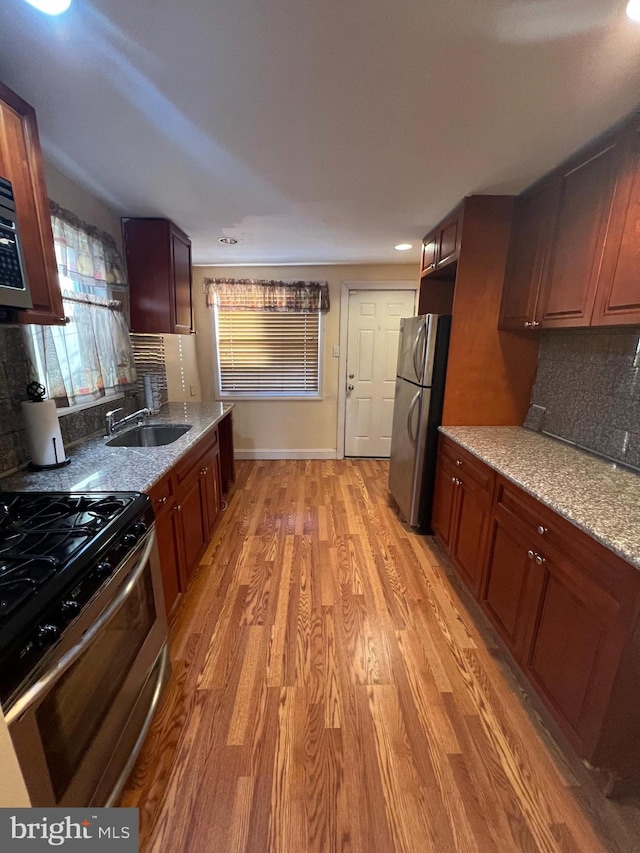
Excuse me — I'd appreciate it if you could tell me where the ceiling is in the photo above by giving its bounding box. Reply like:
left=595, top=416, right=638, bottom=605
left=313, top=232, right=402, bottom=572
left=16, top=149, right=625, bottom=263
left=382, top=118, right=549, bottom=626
left=0, top=0, right=639, bottom=266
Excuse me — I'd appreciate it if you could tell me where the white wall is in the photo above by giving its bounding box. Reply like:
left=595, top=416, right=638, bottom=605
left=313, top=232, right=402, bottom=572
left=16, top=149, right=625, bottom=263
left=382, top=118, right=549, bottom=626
left=192, top=264, right=416, bottom=456
left=43, top=160, right=122, bottom=250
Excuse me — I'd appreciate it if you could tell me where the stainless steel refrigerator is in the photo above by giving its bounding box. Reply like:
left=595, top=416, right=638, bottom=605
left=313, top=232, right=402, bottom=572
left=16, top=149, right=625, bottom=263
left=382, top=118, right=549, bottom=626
left=388, top=314, right=451, bottom=531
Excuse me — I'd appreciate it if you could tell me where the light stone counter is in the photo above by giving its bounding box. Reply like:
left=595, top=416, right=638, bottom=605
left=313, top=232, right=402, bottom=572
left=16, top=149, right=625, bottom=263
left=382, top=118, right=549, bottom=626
left=440, top=426, right=640, bottom=570
left=0, top=402, right=233, bottom=495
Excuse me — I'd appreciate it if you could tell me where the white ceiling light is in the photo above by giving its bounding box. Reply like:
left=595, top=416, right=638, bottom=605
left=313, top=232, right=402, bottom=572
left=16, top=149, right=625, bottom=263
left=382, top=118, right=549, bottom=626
left=219, top=237, right=238, bottom=245
left=394, top=243, right=413, bottom=251
left=23, top=0, right=72, bottom=14
left=627, top=0, right=640, bottom=22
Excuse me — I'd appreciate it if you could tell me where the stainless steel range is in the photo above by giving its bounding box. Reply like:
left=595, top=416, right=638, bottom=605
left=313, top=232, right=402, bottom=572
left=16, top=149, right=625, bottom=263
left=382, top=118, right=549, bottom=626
left=0, top=491, right=170, bottom=807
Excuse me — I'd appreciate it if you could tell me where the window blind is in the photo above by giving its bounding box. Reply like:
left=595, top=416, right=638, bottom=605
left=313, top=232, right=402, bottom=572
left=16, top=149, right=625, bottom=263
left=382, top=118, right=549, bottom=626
left=216, top=311, right=320, bottom=394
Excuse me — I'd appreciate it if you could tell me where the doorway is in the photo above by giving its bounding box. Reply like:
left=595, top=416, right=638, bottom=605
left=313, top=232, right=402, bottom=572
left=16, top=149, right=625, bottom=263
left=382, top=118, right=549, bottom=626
left=341, top=286, right=416, bottom=457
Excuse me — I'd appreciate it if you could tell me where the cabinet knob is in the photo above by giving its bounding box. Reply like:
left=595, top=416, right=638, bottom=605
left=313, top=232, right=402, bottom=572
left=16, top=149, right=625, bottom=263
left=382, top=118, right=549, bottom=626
left=531, top=321, right=540, bottom=328
left=451, top=476, right=457, bottom=483
left=174, top=504, right=182, bottom=512
left=535, top=554, right=546, bottom=565
left=527, top=549, right=535, bottom=560
left=455, top=459, right=462, bottom=467
left=537, top=525, right=547, bottom=535
left=524, top=321, right=533, bottom=328
left=158, top=496, right=168, bottom=507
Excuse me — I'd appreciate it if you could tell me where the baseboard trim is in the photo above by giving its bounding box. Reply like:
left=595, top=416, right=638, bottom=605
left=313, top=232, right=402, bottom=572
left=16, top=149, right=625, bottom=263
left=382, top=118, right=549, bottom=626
left=235, top=449, right=338, bottom=460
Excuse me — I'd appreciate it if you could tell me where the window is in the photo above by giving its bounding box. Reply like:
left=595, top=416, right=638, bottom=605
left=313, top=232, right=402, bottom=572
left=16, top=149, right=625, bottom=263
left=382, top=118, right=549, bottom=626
left=205, top=277, right=329, bottom=399
left=23, top=205, right=136, bottom=409
left=215, top=310, right=320, bottom=396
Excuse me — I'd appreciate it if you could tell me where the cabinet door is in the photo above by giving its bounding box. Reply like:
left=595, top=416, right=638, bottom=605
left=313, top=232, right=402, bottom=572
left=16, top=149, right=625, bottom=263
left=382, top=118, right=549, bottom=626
left=171, top=228, right=192, bottom=334
left=499, top=180, right=557, bottom=331
left=420, top=230, right=437, bottom=276
left=522, top=549, right=624, bottom=754
left=154, top=500, right=182, bottom=617
left=176, top=473, right=208, bottom=587
left=202, top=443, right=222, bottom=537
left=0, top=85, right=63, bottom=325
left=481, top=515, right=537, bottom=659
left=537, top=132, right=622, bottom=327
left=436, top=210, right=461, bottom=269
left=592, top=122, right=640, bottom=326
left=450, top=476, right=491, bottom=597
left=431, top=454, right=458, bottom=550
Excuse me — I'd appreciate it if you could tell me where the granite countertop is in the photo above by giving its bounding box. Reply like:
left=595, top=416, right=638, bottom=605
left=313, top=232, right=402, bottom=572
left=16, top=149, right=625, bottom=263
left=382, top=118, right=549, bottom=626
left=440, top=426, right=640, bottom=570
left=0, top=402, right=233, bottom=495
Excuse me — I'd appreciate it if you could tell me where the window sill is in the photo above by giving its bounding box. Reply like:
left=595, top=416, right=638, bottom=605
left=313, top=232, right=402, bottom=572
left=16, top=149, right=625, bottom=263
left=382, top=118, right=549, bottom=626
left=216, top=394, right=323, bottom=402
left=56, top=391, right=125, bottom=417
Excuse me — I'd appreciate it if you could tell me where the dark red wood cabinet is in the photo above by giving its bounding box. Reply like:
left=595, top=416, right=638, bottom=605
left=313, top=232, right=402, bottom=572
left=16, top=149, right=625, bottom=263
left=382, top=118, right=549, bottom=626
left=148, top=416, right=233, bottom=619
left=433, top=436, right=495, bottom=596
left=498, top=178, right=558, bottom=331
left=419, top=204, right=463, bottom=278
left=499, top=111, right=640, bottom=331
left=432, top=436, right=640, bottom=795
left=124, top=217, right=193, bottom=335
left=0, top=82, right=64, bottom=326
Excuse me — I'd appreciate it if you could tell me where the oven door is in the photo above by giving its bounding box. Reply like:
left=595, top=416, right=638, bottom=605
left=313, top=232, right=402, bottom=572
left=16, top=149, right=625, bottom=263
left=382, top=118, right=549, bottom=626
left=6, top=528, right=170, bottom=807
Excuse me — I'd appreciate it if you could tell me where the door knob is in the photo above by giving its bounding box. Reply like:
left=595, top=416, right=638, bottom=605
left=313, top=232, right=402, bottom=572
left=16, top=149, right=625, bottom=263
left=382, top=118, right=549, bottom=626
left=348, top=384, right=354, bottom=391
left=348, top=373, right=355, bottom=379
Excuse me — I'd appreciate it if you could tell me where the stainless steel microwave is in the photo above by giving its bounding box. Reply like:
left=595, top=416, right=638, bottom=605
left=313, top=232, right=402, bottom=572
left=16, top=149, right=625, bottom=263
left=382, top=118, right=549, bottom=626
left=0, top=176, right=32, bottom=310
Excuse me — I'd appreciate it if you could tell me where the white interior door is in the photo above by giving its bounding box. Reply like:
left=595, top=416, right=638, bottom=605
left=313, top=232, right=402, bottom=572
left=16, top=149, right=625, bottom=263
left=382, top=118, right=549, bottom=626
left=344, top=290, right=416, bottom=457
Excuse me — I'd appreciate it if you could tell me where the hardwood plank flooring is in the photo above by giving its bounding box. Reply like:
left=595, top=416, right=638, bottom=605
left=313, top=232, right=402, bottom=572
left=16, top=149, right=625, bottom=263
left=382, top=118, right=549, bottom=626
left=120, top=460, right=640, bottom=852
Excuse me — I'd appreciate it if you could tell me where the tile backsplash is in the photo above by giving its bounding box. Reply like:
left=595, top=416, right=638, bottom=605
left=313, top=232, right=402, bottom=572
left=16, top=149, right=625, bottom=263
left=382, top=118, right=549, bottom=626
left=525, top=326, right=640, bottom=469
left=0, top=325, right=140, bottom=477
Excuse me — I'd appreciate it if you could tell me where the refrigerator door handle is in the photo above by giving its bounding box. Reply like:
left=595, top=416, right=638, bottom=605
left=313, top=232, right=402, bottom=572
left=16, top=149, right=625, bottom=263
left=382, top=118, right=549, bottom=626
left=411, top=320, right=426, bottom=383
left=406, top=390, right=421, bottom=445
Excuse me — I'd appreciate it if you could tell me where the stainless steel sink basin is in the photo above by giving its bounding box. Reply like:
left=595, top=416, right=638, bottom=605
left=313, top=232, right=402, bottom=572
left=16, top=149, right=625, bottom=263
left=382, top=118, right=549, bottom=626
left=106, top=424, right=192, bottom=447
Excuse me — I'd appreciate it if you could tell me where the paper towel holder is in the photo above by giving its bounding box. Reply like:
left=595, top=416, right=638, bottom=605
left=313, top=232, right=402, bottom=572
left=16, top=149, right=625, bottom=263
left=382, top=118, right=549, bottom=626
left=25, top=382, right=71, bottom=471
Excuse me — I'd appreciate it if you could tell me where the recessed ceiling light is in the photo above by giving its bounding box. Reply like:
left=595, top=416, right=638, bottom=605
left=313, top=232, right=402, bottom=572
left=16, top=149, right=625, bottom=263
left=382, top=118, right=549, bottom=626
left=218, top=237, right=238, bottom=245
left=23, top=0, right=72, bottom=14
left=394, top=243, right=413, bottom=251
left=627, top=0, right=640, bottom=20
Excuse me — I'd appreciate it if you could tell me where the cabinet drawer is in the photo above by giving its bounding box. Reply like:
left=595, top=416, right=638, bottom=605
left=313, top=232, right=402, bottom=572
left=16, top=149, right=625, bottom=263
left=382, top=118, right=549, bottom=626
left=439, top=436, right=495, bottom=495
left=175, top=427, right=219, bottom=487
left=148, top=474, right=174, bottom=514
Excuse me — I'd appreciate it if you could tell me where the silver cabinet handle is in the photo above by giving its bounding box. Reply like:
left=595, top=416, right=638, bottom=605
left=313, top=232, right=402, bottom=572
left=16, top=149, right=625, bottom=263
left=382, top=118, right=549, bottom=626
left=535, top=555, right=545, bottom=565
left=537, top=526, right=547, bottom=535
left=527, top=550, right=535, bottom=560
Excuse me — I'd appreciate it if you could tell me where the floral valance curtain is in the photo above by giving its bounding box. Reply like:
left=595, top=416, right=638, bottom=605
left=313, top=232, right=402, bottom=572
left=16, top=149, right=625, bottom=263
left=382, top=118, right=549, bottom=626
left=204, top=278, right=330, bottom=313
left=50, top=201, right=128, bottom=296
left=22, top=204, right=136, bottom=408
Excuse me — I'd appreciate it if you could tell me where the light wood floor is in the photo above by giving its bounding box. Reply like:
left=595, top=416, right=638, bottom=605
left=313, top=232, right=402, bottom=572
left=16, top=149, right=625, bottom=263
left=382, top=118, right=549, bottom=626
left=120, top=460, right=640, bottom=852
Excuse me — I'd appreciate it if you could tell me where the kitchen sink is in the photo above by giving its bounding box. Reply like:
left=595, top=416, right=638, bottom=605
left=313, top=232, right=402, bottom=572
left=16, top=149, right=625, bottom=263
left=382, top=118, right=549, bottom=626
left=106, top=424, right=192, bottom=447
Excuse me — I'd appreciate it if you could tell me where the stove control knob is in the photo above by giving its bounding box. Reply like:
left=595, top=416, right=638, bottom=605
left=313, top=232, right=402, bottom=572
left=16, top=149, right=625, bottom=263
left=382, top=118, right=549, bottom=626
left=60, top=600, right=80, bottom=619
left=123, top=533, right=138, bottom=548
left=133, top=521, right=147, bottom=537
left=37, top=624, right=60, bottom=648
left=96, top=560, right=112, bottom=578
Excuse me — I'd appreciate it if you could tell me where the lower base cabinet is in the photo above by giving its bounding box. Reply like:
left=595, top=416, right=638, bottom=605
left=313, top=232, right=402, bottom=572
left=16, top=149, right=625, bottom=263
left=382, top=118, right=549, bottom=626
left=432, top=435, right=640, bottom=795
left=148, top=419, right=230, bottom=617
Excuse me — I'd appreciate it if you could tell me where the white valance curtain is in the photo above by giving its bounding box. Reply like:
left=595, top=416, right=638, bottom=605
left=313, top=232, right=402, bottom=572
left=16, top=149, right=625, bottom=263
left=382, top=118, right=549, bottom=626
left=23, top=204, right=136, bottom=407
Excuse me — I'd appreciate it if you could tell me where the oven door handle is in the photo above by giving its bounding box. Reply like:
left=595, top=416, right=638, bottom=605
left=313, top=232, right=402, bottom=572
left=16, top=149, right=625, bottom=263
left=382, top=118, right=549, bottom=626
left=5, top=530, right=156, bottom=725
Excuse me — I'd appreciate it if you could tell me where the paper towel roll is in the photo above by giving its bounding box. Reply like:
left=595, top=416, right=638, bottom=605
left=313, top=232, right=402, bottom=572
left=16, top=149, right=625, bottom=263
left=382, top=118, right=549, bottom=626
left=21, top=400, right=68, bottom=468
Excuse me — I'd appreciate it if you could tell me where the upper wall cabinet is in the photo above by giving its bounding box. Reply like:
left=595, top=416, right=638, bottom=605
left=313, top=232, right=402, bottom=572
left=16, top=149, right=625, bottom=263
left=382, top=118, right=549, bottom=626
left=499, top=113, right=640, bottom=331
left=124, top=218, right=193, bottom=335
left=420, top=204, right=463, bottom=278
left=0, top=82, right=64, bottom=326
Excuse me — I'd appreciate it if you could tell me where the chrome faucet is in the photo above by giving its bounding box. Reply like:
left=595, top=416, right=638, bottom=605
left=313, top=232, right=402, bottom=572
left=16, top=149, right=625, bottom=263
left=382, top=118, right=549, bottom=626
left=105, top=406, right=151, bottom=437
